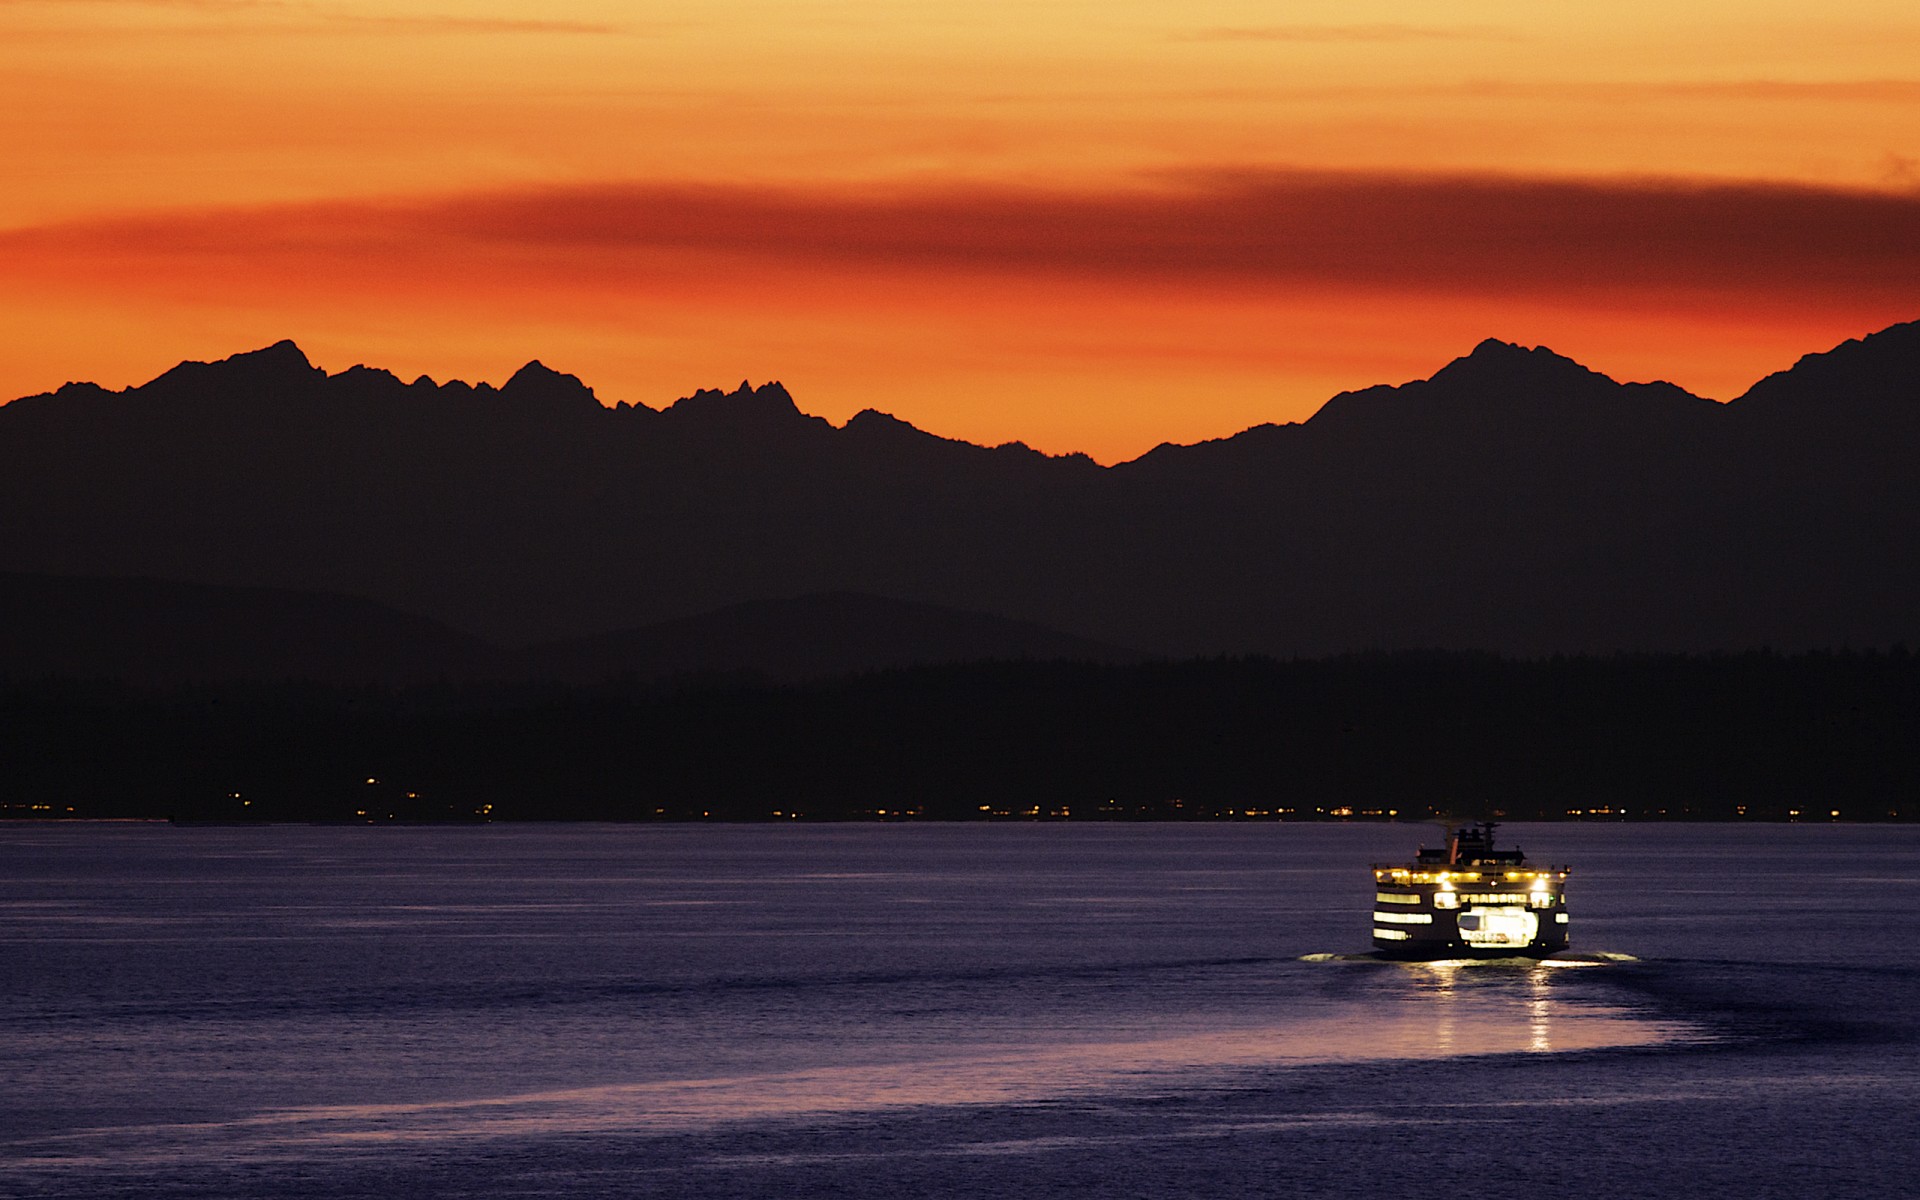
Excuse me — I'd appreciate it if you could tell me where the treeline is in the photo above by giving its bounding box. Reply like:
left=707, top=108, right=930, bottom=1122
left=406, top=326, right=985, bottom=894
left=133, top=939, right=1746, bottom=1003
left=4, top=650, right=1915, bottom=822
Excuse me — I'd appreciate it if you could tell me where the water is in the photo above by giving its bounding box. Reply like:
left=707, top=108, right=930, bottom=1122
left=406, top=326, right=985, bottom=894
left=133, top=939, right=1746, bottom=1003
left=3, top=823, right=1916, bottom=1199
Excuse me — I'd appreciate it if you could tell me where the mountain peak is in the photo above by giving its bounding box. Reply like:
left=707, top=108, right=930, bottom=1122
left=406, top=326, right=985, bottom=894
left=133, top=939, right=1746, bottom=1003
left=1732, top=318, right=1920, bottom=417
left=663, top=379, right=808, bottom=426
left=1429, top=338, right=1612, bottom=393
left=1299, top=334, right=1715, bottom=438
left=142, top=338, right=321, bottom=397
left=846, top=407, right=908, bottom=428
left=843, top=408, right=924, bottom=440
left=224, top=339, right=316, bottom=373
left=501, top=360, right=600, bottom=411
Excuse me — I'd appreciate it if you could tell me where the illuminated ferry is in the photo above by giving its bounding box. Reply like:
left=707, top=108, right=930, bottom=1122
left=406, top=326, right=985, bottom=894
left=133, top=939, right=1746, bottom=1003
left=1371, top=822, right=1570, bottom=958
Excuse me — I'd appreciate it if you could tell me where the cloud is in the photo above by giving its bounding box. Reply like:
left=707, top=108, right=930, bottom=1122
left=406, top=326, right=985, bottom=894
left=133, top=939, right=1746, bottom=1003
left=1436, top=78, right=1920, bottom=104
left=1173, top=24, right=1514, bottom=44
left=320, top=13, right=622, bottom=34
left=1654, top=79, right=1920, bottom=102
left=0, top=0, right=625, bottom=33
left=1091, top=78, right=1920, bottom=107
left=0, top=0, right=274, bottom=7
left=421, top=171, right=1920, bottom=303
left=6, top=169, right=1918, bottom=310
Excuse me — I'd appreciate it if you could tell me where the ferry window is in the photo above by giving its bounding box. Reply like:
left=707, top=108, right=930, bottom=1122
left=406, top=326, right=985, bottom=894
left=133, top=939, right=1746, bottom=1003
left=1457, top=908, right=1539, bottom=948
left=1376, top=893, right=1423, bottom=905
left=1372, top=911, right=1434, bottom=925
left=1373, top=929, right=1412, bottom=941
left=1433, top=892, right=1460, bottom=910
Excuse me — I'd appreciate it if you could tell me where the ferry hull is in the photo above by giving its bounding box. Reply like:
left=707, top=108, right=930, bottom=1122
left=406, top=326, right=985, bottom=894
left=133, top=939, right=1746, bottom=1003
left=1371, top=931, right=1572, bottom=961
left=1371, top=825, right=1570, bottom=959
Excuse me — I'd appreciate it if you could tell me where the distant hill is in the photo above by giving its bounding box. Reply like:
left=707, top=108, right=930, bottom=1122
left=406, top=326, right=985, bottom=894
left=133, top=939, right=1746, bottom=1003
left=525, top=591, right=1144, bottom=684
left=0, top=573, right=1135, bottom=687
left=0, top=572, right=496, bottom=686
left=2, top=321, right=1917, bottom=656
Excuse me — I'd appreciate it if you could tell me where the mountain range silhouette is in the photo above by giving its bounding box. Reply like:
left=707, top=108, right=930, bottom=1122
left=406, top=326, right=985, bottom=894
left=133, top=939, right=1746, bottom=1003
left=1, top=319, right=1916, bottom=682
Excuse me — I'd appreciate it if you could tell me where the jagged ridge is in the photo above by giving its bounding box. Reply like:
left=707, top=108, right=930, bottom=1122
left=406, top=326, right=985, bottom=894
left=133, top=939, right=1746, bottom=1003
left=0, top=319, right=1915, bottom=657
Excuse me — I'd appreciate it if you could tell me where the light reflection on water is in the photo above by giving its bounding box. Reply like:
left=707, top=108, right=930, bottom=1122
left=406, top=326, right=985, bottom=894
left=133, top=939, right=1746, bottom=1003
left=0, top=823, right=1747, bottom=1182
left=9, top=960, right=1687, bottom=1171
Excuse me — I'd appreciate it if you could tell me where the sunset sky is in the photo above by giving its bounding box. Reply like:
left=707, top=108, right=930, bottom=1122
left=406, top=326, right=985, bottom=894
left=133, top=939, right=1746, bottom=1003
left=3, top=0, right=1917, bottom=460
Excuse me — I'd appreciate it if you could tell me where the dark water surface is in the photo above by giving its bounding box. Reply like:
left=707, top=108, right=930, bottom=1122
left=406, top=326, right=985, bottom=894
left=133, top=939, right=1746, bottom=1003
left=3, top=823, right=1915, bottom=1198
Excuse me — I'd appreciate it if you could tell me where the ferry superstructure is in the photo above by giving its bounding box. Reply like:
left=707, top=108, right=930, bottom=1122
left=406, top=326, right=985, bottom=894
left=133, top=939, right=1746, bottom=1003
left=1371, top=822, right=1570, bottom=958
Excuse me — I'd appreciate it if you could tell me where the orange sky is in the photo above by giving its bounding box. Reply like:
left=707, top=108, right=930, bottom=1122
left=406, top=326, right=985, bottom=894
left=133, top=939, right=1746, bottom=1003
left=3, top=0, right=1917, bottom=460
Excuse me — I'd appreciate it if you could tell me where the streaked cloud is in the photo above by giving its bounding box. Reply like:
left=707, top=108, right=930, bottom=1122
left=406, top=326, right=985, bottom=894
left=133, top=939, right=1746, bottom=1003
left=1174, top=24, right=1514, bottom=44
left=1433, top=78, right=1920, bottom=104
left=0, top=0, right=624, bottom=33
left=7, top=169, right=1912, bottom=322
left=8, top=170, right=1918, bottom=308
left=317, top=13, right=622, bottom=34
left=0, top=0, right=275, bottom=7
left=1070, top=78, right=1920, bottom=107
left=1654, top=78, right=1920, bottom=102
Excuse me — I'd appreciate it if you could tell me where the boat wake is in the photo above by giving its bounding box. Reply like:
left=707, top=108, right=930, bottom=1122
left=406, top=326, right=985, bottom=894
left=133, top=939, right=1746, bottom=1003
left=1299, top=950, right=1638, bottom=965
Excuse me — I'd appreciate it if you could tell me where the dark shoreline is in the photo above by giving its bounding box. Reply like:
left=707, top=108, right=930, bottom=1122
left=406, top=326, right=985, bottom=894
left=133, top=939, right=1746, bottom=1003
left=0, top=815, right=1891, bottom=826
left=8, top=649, right=1915, bottom=824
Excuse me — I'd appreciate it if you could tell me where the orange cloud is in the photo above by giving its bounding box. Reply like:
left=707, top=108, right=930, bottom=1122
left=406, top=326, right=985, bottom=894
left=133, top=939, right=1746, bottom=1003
left=1172, top=25, right=1515, bottom=44
left=0, top=0, right=627, bottom=36
left=13, top=170, right=1914, bottom=303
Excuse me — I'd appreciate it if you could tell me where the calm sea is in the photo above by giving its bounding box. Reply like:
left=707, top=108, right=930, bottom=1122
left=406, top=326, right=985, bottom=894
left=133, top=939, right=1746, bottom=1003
left=3, top=823, right=1915, bottom=1199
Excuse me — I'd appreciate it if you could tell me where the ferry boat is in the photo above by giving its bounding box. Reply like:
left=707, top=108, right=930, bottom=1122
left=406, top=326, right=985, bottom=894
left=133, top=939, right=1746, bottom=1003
left=1371, top=822, right=1570, bottom=958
